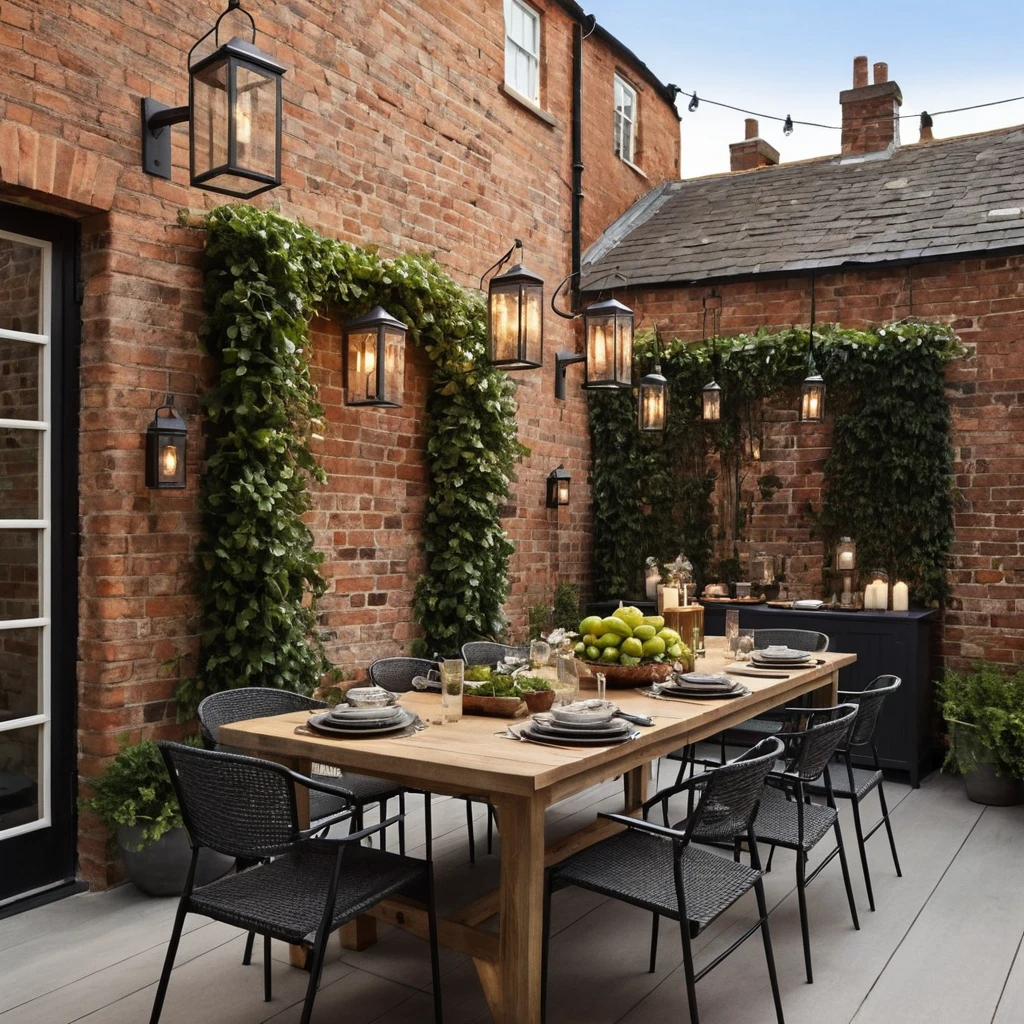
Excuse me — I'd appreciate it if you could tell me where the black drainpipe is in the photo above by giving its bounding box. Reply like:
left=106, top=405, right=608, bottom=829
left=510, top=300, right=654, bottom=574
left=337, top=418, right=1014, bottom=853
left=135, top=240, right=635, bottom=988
left=570, top=18, right=587, bottom=313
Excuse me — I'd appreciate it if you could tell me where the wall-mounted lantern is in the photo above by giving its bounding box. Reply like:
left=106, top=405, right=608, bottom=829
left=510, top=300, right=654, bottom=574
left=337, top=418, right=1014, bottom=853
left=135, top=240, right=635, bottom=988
left=146, top=397, right=187, bottom=489
left=483, top=240, right=544, bottom=370
left=343, top=306, right=407, bottom=407
left=554, top=298, right=635, bottom=398
left=142, top=0, right=285, bottom=198
left=638, top=366, right=667, bottom=432
left=546, top=465, right=571, bottom=508
left=701, top=379, right=722, bottom=421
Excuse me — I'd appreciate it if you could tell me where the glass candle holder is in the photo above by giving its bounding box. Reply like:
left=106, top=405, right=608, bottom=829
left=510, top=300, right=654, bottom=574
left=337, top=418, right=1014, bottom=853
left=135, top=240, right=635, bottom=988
left=530, top=639, right=552, bottom=668
left=556, top=654, right=580, bottom=705
left=725, top=608, right=740, bottom=655
left=440, top=659, right=464, bottom=723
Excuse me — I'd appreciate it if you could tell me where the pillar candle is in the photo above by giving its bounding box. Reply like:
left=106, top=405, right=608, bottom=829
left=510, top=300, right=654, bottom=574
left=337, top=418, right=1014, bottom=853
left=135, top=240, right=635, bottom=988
left=892, top=581, right=909, bottom=612
left=872, top=580, right=887, bottom=611
left=863, top=585, right=875, bottom=610
left=657, top=585, right=679, bottom=614
left=838, top=550, right=854, bottom=569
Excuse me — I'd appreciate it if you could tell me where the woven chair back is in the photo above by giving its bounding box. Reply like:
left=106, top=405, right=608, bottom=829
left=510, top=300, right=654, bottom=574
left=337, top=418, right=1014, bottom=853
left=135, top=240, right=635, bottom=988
left=197, top=687, right=326, bottom=746
left=460, top=642, right=531, bottom=666
left=846, top=675, right=901, bottom=748
left=159, top=741, right=300, bottom=859
left=752, top=628, right=830, bottom=652
left=783, top=704, right=859, bottom=781
left=687, top=737, right=785, bottom=844
left=368, top=657, right=439, bottom=693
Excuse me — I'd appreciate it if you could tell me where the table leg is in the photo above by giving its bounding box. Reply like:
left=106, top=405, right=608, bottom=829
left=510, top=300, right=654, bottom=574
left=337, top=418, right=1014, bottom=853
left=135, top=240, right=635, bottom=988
left=622, top=765, right=648, bottom=810
left=809, top=669, right=840, bottom=708
left=492, top=793, right=547, bottom=1024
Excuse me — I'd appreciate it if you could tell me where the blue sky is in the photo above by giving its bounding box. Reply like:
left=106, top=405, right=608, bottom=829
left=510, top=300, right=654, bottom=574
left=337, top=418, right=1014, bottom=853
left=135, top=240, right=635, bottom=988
left=583, top=0, right=1024, bottom=177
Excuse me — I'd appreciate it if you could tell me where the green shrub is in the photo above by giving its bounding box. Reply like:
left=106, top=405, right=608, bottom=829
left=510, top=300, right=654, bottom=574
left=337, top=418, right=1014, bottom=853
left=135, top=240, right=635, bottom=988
left=528, top=603, right=551, bottom=641
left=552, top=583, right=582, bottom=632
left=937, top=664, right=1024, bottom=778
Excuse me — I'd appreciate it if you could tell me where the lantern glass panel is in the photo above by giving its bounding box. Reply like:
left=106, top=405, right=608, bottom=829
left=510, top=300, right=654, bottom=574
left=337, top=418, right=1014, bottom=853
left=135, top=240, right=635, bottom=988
left=347, top=330, right=378, bottom=404
left=615, top=314, right=633, bottom=385
left=489, top=283, right=519, bottom=364
left=801, top=380, right=825, bottom=422
left=191, top=55, right=230, bottom=182
left=382, top=325, right=406, bottom=406
left=638, top=378, right=666, bottom=432
left=557, top=478, right=570, bottom=505
left=835, top=538, right=857, bottom=572
left=702, top=384, right=721, bottom=422
left=587, top=315, right=614, bottom=384
left=522, top=280, right=543, bottom=367
left=233, top=60, right=277, bottom=179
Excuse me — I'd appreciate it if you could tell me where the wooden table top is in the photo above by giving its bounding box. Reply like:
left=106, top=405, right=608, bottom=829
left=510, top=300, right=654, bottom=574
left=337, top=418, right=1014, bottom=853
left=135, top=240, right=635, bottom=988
left=220, top=645, right=855, bottom=802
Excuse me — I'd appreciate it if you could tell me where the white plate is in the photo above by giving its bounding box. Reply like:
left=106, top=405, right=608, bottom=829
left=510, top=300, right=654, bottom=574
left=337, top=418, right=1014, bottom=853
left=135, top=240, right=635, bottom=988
left=550, top=700, right=616, bottom=725
left=532, top=714, right=629, bottom=734
left=328, top=705, right=404, bottom=724
left=344, top=686, right=397, bottom=708
left=754, top=648, right=809, bottom=660
left=792, top=599, right=824, bottom=610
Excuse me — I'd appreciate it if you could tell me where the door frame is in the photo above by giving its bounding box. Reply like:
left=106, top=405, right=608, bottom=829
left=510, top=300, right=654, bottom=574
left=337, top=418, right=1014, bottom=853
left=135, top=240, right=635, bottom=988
left=0, top=201, right=80, bottom=908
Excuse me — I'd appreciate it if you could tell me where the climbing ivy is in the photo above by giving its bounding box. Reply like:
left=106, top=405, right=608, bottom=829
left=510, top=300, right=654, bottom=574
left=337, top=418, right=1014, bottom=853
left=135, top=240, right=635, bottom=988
left=177, top=205, right=525, bottom=717
left=590, top=322, right=962, bottom=607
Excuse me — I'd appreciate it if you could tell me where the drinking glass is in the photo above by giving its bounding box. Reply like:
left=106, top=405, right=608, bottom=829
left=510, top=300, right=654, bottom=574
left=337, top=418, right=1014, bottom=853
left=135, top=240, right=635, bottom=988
left=725, top=609, right=740, bottom=656
left=556, top=654, right=580, bottom=705
left=530, top=639, right=552, bottom=668
left=737, top=629, right=755, bottom=661
left=595, top=672, right=607, bottom=702
left=440, top=659, right=464, bottom=723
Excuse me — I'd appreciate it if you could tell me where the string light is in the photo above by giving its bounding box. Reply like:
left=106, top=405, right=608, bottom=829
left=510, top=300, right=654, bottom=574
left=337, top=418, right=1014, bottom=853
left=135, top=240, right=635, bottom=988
left=783, top=114, right=794, bottom=136
left=688, top=92, right=699, bottom=113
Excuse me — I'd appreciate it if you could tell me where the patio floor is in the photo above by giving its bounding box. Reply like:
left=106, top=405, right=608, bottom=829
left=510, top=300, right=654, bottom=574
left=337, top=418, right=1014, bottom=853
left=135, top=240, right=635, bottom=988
left=3, top=759, right=1024, bottom=1024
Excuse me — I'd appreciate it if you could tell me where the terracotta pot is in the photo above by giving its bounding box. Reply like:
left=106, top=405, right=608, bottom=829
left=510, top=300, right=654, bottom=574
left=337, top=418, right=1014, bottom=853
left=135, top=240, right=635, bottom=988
left=522, top=689, right=556, bottom=713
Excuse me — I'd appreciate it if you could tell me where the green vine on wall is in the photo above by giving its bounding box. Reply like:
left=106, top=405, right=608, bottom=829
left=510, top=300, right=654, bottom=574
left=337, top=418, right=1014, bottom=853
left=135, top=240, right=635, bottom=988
left=589, top=322, right=962, bottom=606
left=177, top=205, right=525, bottom=718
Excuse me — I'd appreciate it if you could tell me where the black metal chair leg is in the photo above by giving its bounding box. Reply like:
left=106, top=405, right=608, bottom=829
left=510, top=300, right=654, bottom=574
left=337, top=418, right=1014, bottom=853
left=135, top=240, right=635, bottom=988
left=850, top=796, right=875, bottom=912
left=398, top=791, right=407, bottom=855
left=753, top=877, right=785, bottom=1024
left=149, top=893, right=191, bottom=1023
left=795, top=850, right=813, bottom=984
left=834, top=819, right=861, bottom=931
left=264, top=934, right=272, bottom=1001
left=877, top=780, right=903, bottom=877
left=466, top=800, right=476, bottom=864
left=765, top=843, right=777, bottom=873
left=298, top=930, right=329, bottom=1024
left=648, top=914, right=660, bottom=973
left=242, top=930, right=256, bottom=965
left=678, top=918, right=701, bottom=1024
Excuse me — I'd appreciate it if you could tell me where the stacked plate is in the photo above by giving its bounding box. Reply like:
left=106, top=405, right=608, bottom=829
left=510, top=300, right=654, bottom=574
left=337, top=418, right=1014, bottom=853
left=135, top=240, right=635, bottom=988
left=517, top=701, right=635, bottom=745
left=655, top=673, right=750, bottom=700
left=307, top=703, right=413, bottom=737
left=750, top=645, right=813, bottom=669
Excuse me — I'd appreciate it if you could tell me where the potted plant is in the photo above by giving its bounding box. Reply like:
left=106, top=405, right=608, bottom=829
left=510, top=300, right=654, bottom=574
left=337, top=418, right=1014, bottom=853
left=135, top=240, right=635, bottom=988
left=516, top=676, right=555, bottom=713
left=80, top=736, right=235, bottom=895
left=937, top=664, right=1024, bottom=805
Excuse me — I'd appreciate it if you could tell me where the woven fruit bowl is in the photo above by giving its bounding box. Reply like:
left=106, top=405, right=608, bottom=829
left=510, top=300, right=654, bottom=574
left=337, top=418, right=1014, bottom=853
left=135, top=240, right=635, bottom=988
left=463, top=694, right=527, bottom=718
left=578, top=660, right=674, bottom=689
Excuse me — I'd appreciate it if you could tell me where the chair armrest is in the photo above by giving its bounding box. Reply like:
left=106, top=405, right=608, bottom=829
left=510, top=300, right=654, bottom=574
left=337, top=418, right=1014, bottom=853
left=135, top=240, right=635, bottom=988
left=641, top=772, right=713, bottom=814
left=598, top=811, right=686, bottom=841
left=302, top=812, right=404, bottom=843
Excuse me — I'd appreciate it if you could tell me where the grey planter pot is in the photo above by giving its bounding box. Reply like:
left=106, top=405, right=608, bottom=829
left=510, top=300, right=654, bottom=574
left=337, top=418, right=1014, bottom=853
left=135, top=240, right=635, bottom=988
left=953, top=722, right=1024, bottom=806
left=117, top=825, right=234, bottom=896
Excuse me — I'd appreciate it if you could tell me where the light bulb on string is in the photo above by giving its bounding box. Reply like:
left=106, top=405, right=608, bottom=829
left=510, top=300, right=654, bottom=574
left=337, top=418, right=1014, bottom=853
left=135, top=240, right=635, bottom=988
left=688, top=93, right=699, bottom=113
left=783, top=115, right=794, bottom=136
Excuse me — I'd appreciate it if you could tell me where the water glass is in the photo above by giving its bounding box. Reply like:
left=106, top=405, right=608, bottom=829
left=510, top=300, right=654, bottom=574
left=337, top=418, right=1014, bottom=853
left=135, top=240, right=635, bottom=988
left=530, top=639, right=552, bottom=668
left=556, top=654, right=580, bottom=705
left=737, top=629, right=755, bottom=661
left=595, top=672, right=607, bottom=702
left=440, top=659, right=464, bottom=723
left=725, top=609, right=740, bottom=656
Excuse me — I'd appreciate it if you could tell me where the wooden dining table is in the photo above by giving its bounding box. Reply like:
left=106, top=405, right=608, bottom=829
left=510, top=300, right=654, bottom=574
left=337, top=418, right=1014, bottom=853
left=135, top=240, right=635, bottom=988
left=220, top=640, right=855, bottom=1024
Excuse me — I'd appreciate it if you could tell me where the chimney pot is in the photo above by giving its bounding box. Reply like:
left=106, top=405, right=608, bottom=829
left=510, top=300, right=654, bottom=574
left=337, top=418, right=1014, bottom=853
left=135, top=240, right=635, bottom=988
left=853, top=56, right=869, bottom=88
left=730, top=119, right=779, bottom=172
left=873, top=62, right=888, bottom=84
left=745, top=118, right=758, bottom=139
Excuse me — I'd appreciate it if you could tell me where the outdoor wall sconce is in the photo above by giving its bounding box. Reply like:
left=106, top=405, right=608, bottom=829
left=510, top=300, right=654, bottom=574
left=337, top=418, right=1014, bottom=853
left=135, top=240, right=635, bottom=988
left=546, top=465, right=571, bottom=508
left=483, top=239, right=544, bottom=370
left=638, top=365, right=668, bottom=432
left=141, top=0, right=285, bottom=198
left=146, top=397, right=187, bottom=489
left=343, top=306, right=407, bottom=407
left=701, top=379, right=722, bottom=421
left=553, top=298, right=635, bottom=399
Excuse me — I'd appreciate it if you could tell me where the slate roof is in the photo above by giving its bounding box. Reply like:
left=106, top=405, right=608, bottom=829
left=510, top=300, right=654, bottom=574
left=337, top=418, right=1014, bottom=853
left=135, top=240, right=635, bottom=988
left=581, top=127, right=1024, bottom=290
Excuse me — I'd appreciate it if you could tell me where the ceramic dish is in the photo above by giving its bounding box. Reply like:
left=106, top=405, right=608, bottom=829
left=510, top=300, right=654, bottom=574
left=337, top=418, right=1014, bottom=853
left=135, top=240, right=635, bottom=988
left=678, top=672, right=734, bottom=686
left=307, top=711, right=412, bottom=736
left=328, top=705, right=403, bottom=722
left=515, top=725, right=635, bottom=746
left=530, top=715, right=630, bottom=736
left=655, top=685, right=751, bottom=701
left=549, top=700, right=616, bottom=725
left=792, top=599, right=824, bottom=610
left=344, top=686, right=397, bottom=708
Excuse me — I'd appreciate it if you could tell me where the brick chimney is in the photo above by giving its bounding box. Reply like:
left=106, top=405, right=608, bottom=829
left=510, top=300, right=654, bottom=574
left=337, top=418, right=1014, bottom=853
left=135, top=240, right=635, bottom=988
left=840, top=56, right=902, bottom=156
left=729, top=118, right=780, bottom=172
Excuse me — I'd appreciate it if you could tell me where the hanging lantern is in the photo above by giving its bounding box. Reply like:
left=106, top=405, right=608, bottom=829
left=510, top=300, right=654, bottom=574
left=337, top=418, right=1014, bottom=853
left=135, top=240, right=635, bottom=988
left=835, top=537, right=857, bottom=572
left=749, top=434, right=762, bottom=461
left=546, top=465, right=571, bottom=508
left=142, top=0, right=286, bottom=199
left=638, top=366, right=668, bottom=432
left=488, top=261, right=544, bottom=370
left=145, top=397, right=187, bottom=489
left=801, top=368, right=825, bottom=422
left=702, top=379, right=722, bottom=421
left=582, top=298, right=633, bottom=389
left=343, top=306, right=407, bottom=407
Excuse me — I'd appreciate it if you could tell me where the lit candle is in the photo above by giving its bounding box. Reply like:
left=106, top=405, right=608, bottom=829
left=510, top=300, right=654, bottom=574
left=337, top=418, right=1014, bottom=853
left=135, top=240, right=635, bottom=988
left=892, top=581, right=909, bottom=612
left=872, top=579, right=887, bottom=611
left=863, top=584, right=874, bottom=610
left=838, top=550, right=854, bottom=570
left=682, top=584, right=688, bottom=607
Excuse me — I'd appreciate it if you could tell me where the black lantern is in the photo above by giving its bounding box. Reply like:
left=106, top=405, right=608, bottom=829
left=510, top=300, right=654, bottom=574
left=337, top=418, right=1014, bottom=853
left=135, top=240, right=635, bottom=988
left=146, top=397, right=187, bottom=489
left=343, top=306, right=407, bottom=407
left=835, top=537, right=857, bottom=572
left=638, top=366, right=668, bottom=432
left=801, top=365, right=825, bottom=422
left=546, top=466, right=571, bottom=508
left=142, top=0, right=285, bottom=198
left=486, top=248, right=544, bottom=370
left=702, top=379, right=722, bottom=421
left=582, top=298, right=634, bottom=389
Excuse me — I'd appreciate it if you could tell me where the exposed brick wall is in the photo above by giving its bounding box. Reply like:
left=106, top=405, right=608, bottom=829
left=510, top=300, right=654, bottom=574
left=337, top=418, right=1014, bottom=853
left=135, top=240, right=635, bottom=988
left=619, top=253, right=1024, bottom=674
left=0, top=0, right=678, bottom=885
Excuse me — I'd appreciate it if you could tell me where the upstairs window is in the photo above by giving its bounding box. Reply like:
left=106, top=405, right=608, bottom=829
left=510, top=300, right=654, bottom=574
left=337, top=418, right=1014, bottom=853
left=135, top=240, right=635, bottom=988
left=614, top=74, right=637, bottom=164
left=505, top=0, right=540, bottom=104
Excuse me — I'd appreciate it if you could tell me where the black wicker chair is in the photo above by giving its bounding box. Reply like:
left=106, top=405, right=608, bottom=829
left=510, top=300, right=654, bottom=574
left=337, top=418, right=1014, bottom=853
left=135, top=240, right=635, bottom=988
left=543, top=738, right=786, bottom=1024
left=804, top=675, right=903, bottom=912
left=151, top=743, right=442, bottom=1024
left=460, top=641, right=531, bottom=666
left=752, top=629, right=830, bottom=652
left=752, top=703, right=861, bottom=984
left=369, top=656, right=497, bottom=863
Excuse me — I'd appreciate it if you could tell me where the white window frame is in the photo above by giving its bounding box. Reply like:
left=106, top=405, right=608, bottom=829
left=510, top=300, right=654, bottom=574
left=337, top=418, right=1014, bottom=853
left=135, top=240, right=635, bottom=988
left=0, top=228, right=52, bottom=841
left=614, top=74, right=637, bottom=165
left=504, top=0, right=541, bottom=105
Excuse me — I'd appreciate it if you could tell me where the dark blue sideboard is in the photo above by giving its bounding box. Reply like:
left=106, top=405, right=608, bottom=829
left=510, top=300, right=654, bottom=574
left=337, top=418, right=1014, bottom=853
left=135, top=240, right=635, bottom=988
left=701, top=604, right=938, bottom=786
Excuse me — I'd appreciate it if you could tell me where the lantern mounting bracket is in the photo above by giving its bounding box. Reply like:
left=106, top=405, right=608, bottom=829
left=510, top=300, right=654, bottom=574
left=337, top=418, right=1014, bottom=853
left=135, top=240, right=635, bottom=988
left=554, top=349, right=585, bottom=400
left=480, top=238, right=523, bottom=291
left=141, top=98, right=189, bottom=179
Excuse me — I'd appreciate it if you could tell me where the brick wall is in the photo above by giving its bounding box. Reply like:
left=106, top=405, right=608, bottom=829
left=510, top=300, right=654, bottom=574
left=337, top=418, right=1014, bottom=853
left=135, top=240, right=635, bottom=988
left=620, top=253, right=1024, bottom=673
left=0, top=0, right=678, bottom=884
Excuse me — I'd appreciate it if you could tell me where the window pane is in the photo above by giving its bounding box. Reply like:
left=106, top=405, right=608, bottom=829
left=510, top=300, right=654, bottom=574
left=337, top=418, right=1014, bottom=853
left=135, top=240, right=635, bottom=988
left=0, top=430, right=40, bottom=519
left=0, top=725, right=41, bottom=831
left=0, top=237, right=43, bottom=335
left=622, top=120, right=634, bottom=162
left=0, top=627, right=41, bottom=722
left=0, top=339, right=40, bottom=420
left=0, top=530, right=39, bottom=621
